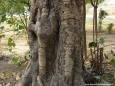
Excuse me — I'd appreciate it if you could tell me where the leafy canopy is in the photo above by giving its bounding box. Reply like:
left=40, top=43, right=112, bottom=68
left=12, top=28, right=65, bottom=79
left=86, top=0, right=105, bottom=4
left=0, top=0, right=29, bottom=22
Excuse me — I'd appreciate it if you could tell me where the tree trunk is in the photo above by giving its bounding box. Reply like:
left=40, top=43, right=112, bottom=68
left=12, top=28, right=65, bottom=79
left=17, top=0, right=85, bottom=86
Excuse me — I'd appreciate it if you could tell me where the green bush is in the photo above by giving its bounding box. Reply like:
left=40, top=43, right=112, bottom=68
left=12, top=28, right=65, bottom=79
left=107, top=23, right=114, bottom=34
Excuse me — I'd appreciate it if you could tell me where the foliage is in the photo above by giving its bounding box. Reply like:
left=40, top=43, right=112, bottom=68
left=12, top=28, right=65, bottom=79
left=111, top=50, right=115, bottom=56
left=89, top=35, right=115, bottom=75
left=104, top=53, right=108, bottom=59
left=98, top=9, right=108, bottom=32
left=8, top=37, right=15, bottom=52
left=0, top=0, right=29, bottom=32
left=0, top=0, right=29, bottom=15
left=98, top=37, right=115, bottom=65
left=0, top=0, right=29, bottom=52
left=89, top=42, right=97, bottom=48
left=96, top=74, right=115, bottom=84
left=89, top=38, right=104, bottom=74
left=107, top=23, right=114, bottom=34
left=99, top=9, right=108, bottom=20
left=110, top=60, right=115, bottom=66
left=88, top=0, right=115, bottom=77
left=94, top=75, right=103, bottom=84
left=0, top=34, right=5, bottom=38
left=86, top=0, right=105, bottom=4
left=11, top=57, right=19, bottom=65
left=99, top=37, right=105, bottom=45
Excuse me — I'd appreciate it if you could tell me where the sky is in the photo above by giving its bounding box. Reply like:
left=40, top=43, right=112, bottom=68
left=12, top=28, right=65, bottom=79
left=102, top=0, right=115, bottom=6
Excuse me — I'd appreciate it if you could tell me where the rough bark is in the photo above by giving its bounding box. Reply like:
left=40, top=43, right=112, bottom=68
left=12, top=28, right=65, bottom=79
left=17, top=0, right=85, bottom=86
left=81, top=0, right=87, bottom=71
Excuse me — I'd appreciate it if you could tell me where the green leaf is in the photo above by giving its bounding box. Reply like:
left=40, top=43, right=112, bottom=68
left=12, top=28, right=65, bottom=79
left=86, top=0, right=105, bottom=4
left=111, top=50, right=115, bottom=56
left=86, top=0, right=90, bottom=4
left=11, top=57, right=19, bottom=65
left=100, top=47, right=104, bottom=51
left=8, top=37, right=15, bottom=47
left=110, top=60, right=115, bottom=66
left=8, top=38, right=13, bottom=46
left=0, top=10, right=5, bottom=15
left=104, top=53, right=108, bottom=59
left=99, top=37, right=105, bottom=45
left=19, top=24, right=24, bottom=30
left=1, top=15, right=7, bottom=22
left=110, top=78, right=115, bottom=83
left=0, top=34, right=5, bottom=38
left=89, top=42, right=97, bottom=48
left=7, top=19, right=14, bottom=24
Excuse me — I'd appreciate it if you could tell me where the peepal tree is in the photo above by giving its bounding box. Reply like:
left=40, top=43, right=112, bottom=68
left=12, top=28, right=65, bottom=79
left=17, top=0, right=86, bottom=86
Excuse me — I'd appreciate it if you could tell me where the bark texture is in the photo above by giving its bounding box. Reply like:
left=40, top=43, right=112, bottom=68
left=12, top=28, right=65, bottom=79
left=17, top=0, right=85, bottom=86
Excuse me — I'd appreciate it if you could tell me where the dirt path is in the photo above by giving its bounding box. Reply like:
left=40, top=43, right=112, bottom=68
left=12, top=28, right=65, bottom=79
left=0, top=59, right=24, bottom=85
left=0, top=61, right=23, bottom=73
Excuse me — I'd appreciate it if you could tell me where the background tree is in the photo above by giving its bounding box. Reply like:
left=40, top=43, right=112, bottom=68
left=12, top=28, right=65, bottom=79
left=0, top=0, right=29, bottom=52
left=98, top=9, right=108, bottom=32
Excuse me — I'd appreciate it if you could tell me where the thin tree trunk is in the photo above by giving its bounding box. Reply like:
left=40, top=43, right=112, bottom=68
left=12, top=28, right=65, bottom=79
left=17, top=0, right=85, bottom=86
left=81, top=0, right=87, bottom=71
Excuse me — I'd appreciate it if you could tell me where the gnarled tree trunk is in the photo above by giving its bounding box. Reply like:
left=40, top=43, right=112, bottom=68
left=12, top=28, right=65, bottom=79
left=17, top=0, right=86, bottom=86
